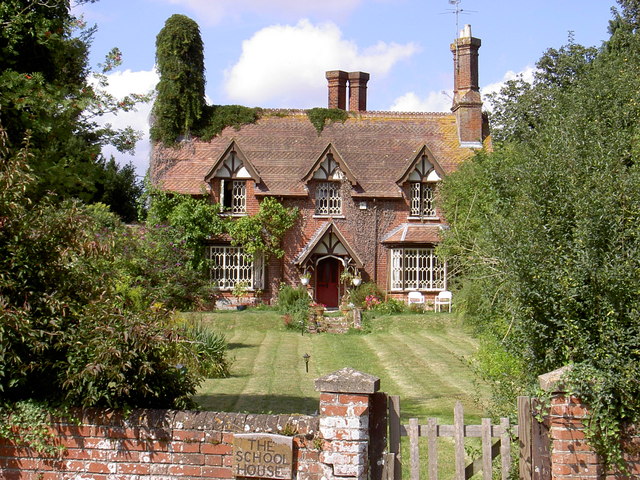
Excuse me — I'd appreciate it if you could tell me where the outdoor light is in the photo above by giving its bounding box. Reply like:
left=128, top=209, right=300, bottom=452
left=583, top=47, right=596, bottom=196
left=302, top=353, right=310, bottom=373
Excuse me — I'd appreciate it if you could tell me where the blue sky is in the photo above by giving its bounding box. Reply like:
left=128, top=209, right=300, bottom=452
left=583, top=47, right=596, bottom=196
left=73, top=0, right=618, bottom=177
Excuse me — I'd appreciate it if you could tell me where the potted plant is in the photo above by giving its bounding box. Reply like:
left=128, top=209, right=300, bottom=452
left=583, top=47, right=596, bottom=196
left=300, top=272, right=311, bottom=286
left=232, top=281, right=250, bottom=310
left=352, top=276, right=362, bottom=287
left=339, top=270, right=353, bottom=285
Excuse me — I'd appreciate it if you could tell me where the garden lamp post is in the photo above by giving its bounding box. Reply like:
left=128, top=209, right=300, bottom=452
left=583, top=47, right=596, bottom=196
left=303, top=353, right=310, bottom=373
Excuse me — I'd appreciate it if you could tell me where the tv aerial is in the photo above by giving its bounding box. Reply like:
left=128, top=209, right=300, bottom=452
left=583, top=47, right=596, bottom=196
left=442, top=0, right=477, bottom=38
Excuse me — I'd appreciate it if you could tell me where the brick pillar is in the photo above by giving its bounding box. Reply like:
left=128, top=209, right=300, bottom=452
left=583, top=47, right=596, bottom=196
left=326, top=70, right=348, bottom=110
left=539, top=366, right=640, bottom=479
left=450, top=24, right=483, bottom=146
left=315, top=367, right=380, bottom=480
left=348, top=72, right=370, bottom=112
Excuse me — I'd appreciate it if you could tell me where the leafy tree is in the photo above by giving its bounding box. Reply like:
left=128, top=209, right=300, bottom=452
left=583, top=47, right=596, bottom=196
left=228, top=196, right=299, bottom=259
left=151, top=14, right=206, bottom=143
left=0, top=126, right=208, bottom=409
left=0, top=0, right=145, bottom=220
left=441, top=0, right=640, bottom=465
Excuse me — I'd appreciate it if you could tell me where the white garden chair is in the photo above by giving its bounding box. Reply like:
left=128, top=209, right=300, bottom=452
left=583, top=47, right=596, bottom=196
left=407, top=291, right=425, bottom=305
left=434, top=290, right=452, bottom=312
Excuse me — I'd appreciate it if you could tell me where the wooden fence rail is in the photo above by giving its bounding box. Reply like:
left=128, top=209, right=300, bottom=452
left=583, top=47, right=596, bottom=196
left=386, top=396, right=519, bottom=480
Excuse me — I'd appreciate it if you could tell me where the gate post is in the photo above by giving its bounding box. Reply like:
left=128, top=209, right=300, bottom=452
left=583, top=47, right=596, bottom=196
left=315, top=368, right=380, bottom=480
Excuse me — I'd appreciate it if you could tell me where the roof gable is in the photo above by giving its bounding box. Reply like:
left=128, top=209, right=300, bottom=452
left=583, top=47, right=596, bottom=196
left=302, top=143, right=358, bottom=186
left=397, top=145, right=446, bottom=184
left=294, top=222, right=363, bottom=268
left=204, top=140, right=261, bottom=183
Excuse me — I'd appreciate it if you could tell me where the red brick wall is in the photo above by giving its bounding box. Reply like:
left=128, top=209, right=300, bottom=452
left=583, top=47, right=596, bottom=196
left=549, top=394, right=640, bottom=480
left=0, top=410, right=319, bottom=480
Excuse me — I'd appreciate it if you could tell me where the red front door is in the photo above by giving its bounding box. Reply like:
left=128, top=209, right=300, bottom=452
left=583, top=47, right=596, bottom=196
left=316, top=258, right=340, bottom=308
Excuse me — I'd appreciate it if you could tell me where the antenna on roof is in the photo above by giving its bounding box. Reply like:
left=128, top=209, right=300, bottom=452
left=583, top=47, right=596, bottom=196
left=441, top=1, right=477, bottom=81
left=441, top=0, right=477, bottom=38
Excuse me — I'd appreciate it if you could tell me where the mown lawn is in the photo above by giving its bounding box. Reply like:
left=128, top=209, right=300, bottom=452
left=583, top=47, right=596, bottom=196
left=182, top=309, right=492, bottom=479
left=185, top=309, right=488, bottom=423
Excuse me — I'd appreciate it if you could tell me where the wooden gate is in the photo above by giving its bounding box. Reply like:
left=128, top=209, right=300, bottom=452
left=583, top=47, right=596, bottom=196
left=382, top=396, right=550, bottom=480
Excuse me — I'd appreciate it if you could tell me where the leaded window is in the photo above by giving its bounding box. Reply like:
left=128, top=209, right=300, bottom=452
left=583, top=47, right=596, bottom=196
left=207, top=246, right=263, bottom=290
left=316, top=182, right=341, bottom=215
left=390, top=247, right=445, bottom=291
left=410, top=183, right=435, bottom=217
left=222, top=179, right=246, bottom=214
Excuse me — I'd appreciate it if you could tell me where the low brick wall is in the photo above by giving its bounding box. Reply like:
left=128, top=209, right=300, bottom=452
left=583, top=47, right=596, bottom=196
left=0, top=410, right=318, bottom=480
left=0, top=368, right=381, bottom=480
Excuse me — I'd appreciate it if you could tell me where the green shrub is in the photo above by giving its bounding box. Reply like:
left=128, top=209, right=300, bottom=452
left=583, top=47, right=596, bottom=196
left=373, top=298, right=407, bottom=315
left=348, top=282, right=383, bottom=308
left=277, top=284, right=309, bottom=312
left=175, top=319, right=230, bottom=378
left=277, top=284, right=311, bottom=332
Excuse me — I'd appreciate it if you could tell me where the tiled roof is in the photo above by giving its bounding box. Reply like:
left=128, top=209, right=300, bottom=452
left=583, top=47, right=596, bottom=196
left=381, top=223, right=445, bottom=244
left=151, top=110, right=481, bottom=197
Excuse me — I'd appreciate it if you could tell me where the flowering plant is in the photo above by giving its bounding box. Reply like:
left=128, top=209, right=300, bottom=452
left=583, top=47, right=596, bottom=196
left=364, top=295, right=381, bottom=310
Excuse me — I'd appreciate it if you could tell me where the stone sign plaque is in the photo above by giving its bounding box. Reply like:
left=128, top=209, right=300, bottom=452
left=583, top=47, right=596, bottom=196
left=232, top=433, right=293, bottom=479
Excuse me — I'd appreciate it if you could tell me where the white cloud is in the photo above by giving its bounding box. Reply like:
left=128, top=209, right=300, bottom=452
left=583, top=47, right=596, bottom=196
left=224, top=19, right=418, bottom=107
left=157, top=0, right=364, bottom=25
left=93, top=69, right=159, bottom=178
left=388, top=66, right=538, bottom=114
left=389, top=90, right=452, bottom=113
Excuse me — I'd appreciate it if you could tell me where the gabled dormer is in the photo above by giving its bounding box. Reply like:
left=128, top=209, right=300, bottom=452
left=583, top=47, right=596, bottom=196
left=205, top=141, right=261, bottom=215
left=397, top=145, right=445, bottom=219
left=303, top=144, right=358, bottom=217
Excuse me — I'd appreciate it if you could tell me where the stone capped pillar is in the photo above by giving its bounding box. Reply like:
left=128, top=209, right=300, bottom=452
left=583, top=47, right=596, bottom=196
left=539, top=366, right=640, bottom=479
left=315, top=368, right=380, bottom=480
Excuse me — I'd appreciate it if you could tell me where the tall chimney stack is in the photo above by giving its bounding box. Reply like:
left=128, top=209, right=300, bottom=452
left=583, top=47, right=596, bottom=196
left=348, top=71, right=370, bottom=112
left=451, top=25, right=483, bottom=146
left=326, top=70, right=348, bottom=110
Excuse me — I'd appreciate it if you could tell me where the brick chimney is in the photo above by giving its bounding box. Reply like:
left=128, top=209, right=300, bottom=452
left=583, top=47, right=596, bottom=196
left=326, top=70, right=348, bottom=110
left=348, top=71, right=370, bottom=112
left=450, top=25, right=483, bottom=146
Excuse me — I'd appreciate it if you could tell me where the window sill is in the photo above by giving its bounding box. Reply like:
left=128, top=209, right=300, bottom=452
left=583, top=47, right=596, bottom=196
left=313, top=215, right=345, bottom=219
left=391, top=289, right=445, bottom=293
left=407, top=216, right=439, bottom=221
left=220, top=213, right=248, bottom=218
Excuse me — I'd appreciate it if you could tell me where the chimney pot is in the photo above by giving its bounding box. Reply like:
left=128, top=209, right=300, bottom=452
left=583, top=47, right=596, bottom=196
left=326, top=70, right=348, bottom=110
left=348, top=71, right=370, bottom=112
left=450, top=26, right=482, bottom=145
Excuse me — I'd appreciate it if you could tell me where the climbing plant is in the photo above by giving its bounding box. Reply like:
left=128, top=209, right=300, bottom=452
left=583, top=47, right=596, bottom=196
left=151, top=14, right=206, bottom=144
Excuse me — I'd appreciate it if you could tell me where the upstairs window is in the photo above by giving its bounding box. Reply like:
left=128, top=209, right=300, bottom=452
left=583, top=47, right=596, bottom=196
left=316, top=182, right=341, bottom=215
left=411, top=183, right=435, bottom=217
left=222, top=179, right=246, bottom=214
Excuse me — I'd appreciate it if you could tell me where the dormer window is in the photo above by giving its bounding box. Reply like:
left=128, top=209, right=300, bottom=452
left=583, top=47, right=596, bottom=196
left=316, top=181, right=341, bottom=215
left=204, top=142, right=261, bottom=217
left=222, top=179, right=246, bottom=214
left=411, top=182, right=435, bottom=217
left=399, top=150, right=442, bottom=219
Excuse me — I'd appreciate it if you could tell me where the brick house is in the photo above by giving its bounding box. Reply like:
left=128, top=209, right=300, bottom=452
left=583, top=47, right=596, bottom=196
left=150, top=25, right=489, bottom=308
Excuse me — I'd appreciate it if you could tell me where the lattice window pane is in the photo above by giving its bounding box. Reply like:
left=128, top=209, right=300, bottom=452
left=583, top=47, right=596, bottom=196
left=316, top=182, right=341, bottom=215
left=391, top=249, right=403, bottom=290
left=207, top=246, right=262, bottom=289
left=390, top=247, right=445, bottom=291
left=231, top=180, right=246, bottom=214
left=410, top=182, right=435, bottom=217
